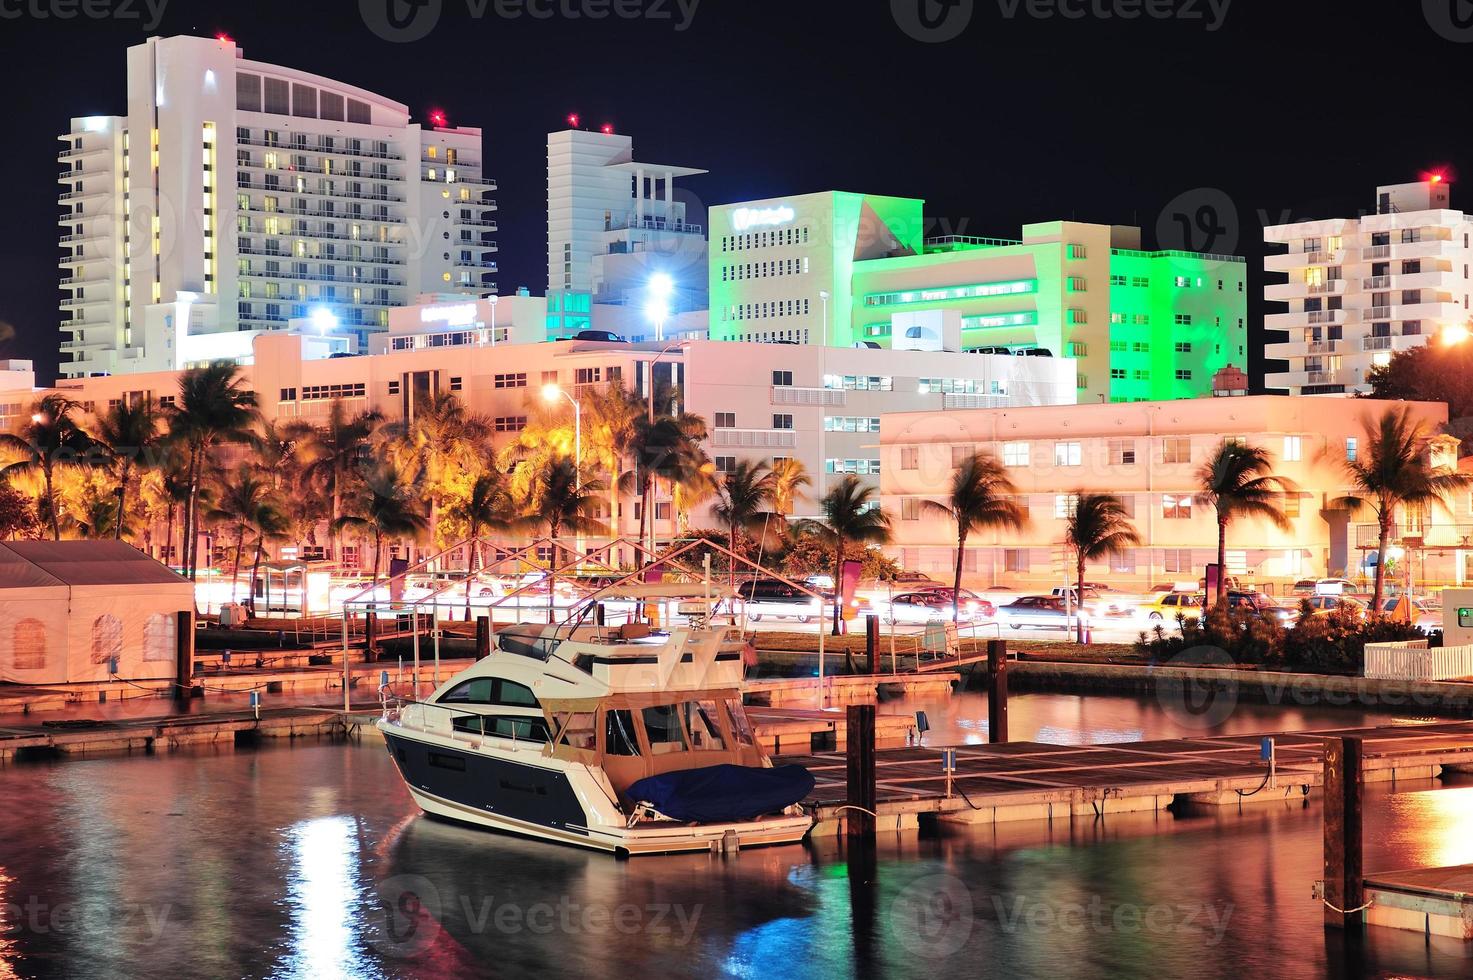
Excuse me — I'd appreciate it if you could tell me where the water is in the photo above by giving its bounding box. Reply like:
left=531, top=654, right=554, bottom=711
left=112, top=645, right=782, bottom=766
left=0, top=693, right=1469, bottom=979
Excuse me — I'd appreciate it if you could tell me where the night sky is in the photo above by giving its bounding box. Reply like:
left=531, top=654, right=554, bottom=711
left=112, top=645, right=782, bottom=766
left=2, top=0, right=1466, bottom=385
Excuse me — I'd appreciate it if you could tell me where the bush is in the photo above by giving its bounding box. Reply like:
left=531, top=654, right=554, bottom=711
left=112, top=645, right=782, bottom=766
left=1134, top=598, right=1425, bottom=675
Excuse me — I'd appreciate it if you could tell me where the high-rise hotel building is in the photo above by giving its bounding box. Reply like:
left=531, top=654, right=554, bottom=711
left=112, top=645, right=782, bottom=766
left=707, top=192, right=1248, bottom=405
left=57, top=34, right=498, bottom=377
left=1264, top=178, right=1473, bottom=395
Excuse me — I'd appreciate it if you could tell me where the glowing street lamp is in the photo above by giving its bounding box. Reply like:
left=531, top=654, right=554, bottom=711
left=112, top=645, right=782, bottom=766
left=646, top=273, right=674, bottom=342
left=542, top=384, right=581, bottom=484
left=309, top=307, right=338, bottom=335
left=1442, top=323, right=1470, bottom=346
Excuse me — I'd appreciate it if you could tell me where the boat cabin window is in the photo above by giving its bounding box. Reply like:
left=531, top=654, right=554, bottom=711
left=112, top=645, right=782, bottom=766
left=552, top=712, right=597, bottom=751
left=451, top=714, right=550, bottom=742
left=604, top=709, right=641, bottom=756
left=724, top=698, right=756, bottom=747
left=641, top=705, right=689, bottom=755
left=685, top=701, right=726, bottom=751
left=438, top=677, right=540, bottom=708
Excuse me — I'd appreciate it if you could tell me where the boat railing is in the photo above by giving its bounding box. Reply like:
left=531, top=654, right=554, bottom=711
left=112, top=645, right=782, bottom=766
left=379, top=690, right=547, bottom=755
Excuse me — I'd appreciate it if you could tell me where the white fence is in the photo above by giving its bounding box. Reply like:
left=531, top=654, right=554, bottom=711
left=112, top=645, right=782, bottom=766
left=1364, top=640, right=1473, bottom=681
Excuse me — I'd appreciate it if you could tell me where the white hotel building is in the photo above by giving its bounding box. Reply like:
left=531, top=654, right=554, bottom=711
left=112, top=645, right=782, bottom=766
left=58, top=34, right=497, bottom=378
left=1264, top=178, right=1473, bottom=395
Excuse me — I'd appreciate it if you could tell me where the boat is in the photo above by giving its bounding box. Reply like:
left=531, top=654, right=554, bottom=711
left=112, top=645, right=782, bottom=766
left=376, top=582, right=816, bottom=855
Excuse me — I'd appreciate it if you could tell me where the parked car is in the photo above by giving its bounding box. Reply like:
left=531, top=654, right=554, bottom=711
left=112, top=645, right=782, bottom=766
left=1378, top=597, right=1441, bottom=633
left=1302, top=594, right=1366, bottom=620
left=1224, top=591, right=1298, bottom=624
left=1050, top=586, right=1130, bottom=617
left=1019, top=347, right=1053, bottom=357
left=881, top=587, right=995, bottom=623
left=736, top=580, right=821, bottom=623
left=1291, top=577, right=1357, bottom=596
left=1138, top=591, right=1207, bottom=623
left=572, top=329, right=623, bottom=342
left=969, top=345, right=1012, bottom=355
left=998, top=595, right=1089, bottom=631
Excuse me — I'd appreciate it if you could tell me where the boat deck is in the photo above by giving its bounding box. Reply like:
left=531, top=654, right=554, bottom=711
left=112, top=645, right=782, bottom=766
left=781, top=721, right=1473, bottom=834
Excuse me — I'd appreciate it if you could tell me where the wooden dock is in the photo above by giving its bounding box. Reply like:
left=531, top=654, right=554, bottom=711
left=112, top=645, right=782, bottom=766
left=746, top=706, right=914, bottom=754
left=744, top=672, right=959, bottom=707
left=785, top=721, right=1473, bottom=836
left=1359, top=865, right=1473, bottom=942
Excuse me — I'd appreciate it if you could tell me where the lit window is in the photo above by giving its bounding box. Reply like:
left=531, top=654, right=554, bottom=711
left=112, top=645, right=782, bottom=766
left=1162, top=495, right=1193, bottom=519
left=1054, top=442, right=1081, bottom=467
left=1283, top=436, right=1302, bottom=462
left=1002, top=442, right=1030, bottom=467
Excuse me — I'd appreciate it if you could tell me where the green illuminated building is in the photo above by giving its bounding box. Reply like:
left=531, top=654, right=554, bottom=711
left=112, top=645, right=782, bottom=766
left=709, top=192, right=1246, bottom=403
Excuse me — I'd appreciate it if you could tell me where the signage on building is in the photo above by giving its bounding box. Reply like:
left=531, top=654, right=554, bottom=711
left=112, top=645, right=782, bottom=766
left=419, top=303, right=480, bottom=327
left=732, top=205, right=795, bottom=232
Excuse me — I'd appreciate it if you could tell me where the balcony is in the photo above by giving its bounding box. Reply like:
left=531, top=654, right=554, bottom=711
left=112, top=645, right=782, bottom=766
left=238, top=225, right=407, bottom=246
left=238, top=246, right=405, bottom=265
left=235, top=135, right=404, bottom=161
left=1307, top=339, right=1339, bottom=354
left=239, top=269, right=405, bottom=287
left=711, top=428, right=798, bottom=449
left=1360, top=333, right=1426, bottom=353
left=772, top=386, right=845, bottom=407
left=1265, top=279, right=1344, bottom=301
left=1362, top=275, right=1391, bottom=290
left=236, top=180, right=406, bottom=204
left=1264, top=308, right=1345, bottom=330
left=1360, top=239, right=1458, bottom=262
left=240, top=202, right=404, bottom=223
left=237, top=159, right=404, bottom=182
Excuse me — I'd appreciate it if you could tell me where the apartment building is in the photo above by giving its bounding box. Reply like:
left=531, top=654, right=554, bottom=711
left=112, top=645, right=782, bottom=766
left=1264, top=178, right=1473, bottom=394
left=58, top=34, right=498, bottom=377
left=880, top=396, right=1465, bottom=592
left=545, top=128, right=706, bottom=337
left=708, top=191, right=1248, bottom=404
left=0, top=309, right=1073, bottom=566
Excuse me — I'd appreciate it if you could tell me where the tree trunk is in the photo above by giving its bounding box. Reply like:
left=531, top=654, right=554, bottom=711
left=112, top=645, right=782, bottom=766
left=952, top=528, right=968, bottom=625
left=114, top=463, right=130, bottom=540
left=372, top=527, right=382, bottom=583
left=1216, top=516, right=1228, bottom=608
left=1076, top=551, right=1087, bottom=644
left=231, top=521, right=246, bottom=603
left=1372, top=514, right=1391, bottom=616
left=164, top=502, right=176, bottom=567
left=249, top=538, right=265, bottom=617
left=636, top=474, right=650, bottom=564
left=43, top=464, right=59, bottom=540
left=831, top=539, right=844, bottom=637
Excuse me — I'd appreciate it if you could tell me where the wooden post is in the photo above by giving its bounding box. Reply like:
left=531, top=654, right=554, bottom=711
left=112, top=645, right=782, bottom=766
left=988, top=638, right=1008, bottom=744
left=364, top=611, right=378, bottom=661
left=865, top=615, right=879, bottom=675
left=1323, top=735, right=1365, bottom=930
left=475, top=616, right=491, bottom=660
left=173, top=609, right=194, bottom=703
left=846, top=703, right=877, bottom=838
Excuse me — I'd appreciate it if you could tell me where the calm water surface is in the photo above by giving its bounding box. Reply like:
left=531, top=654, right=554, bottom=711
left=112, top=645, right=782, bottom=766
left=0, top=693, right=1470, bottom=980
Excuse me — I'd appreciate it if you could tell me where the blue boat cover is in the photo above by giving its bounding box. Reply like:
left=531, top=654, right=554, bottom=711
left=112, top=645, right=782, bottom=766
left=627, top=764, right=815, bottom=823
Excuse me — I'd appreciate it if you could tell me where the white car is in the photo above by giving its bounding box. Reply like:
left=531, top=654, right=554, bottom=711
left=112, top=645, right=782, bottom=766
left=881, top=591, right=976, bottom=625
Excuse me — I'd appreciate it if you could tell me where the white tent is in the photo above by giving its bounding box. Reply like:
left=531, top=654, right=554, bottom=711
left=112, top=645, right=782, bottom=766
left=0, top=541, right=194, bottom=686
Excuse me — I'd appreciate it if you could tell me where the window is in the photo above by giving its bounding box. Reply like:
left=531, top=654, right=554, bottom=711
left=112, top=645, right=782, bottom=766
left=1054, top=494, right=1079, bottom=519
left=951, top=445, right=974, bottom=467
left=1346, top=437, right=1358, bottom=462
left=91, top=614, right=123, bottom=665
left=900, top=446, right=919, bottom=470
left=1162, top=549, right=1193, bottom=574
left=1003, top=442, right=1030, bottom=467
left=772, top=370, right=793, bottom=387
left=300, top=383, right=366, bottom=401
left=901, top=497, right=921, bottom=521
left=605, top=709, right=641, bottom=756
left=1004, top=549, right=1030, bottom=573
left=1283, top=494, right=1301, bottom=518
left=494, top=416, right=527, bottom=432
left=1175, top=369, right=1192, bottom=381
left=493, top=373, right=527, bottom=389
left=143, top=613, right=176, bottom=662
left=439, top=677, right=540, bottom=707
left=12, top=620, right=45, bottom=670
left=1107, top=439, right=1136, bottom=465
left=1162, top=437, right=1191, bottom=464
left=449, top=376, right=463, bottom=392
left=772, top=414, right=793, bottom=430
left=1054, top=442, right=1081, bottom=467
left=1162, top=494, right=1193, bottom=519
left=714, top=412, right=735, bottom=428
left=715, top=456, right=737, bottom=473
left=1175, top=342, right=1192, bottom=353
left=642, top=704, right=689, bottom=755
left=279, top=387, right=297, bottom=402
left=1067, top=244, right=1087, bottom=259
left=1283, top=436, right=1302, bottom=462
left=685, top=701, right=727, bottom=751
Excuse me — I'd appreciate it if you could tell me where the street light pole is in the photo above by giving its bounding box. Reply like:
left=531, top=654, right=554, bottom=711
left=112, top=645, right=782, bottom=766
left=542, top=385, right=581, bottom=484
left=488, top=294, right=499, bottom=347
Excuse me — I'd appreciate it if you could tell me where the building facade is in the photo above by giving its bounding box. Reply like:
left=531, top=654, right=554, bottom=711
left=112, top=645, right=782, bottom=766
left=1264, top=178, right=1473, bottom=395
left=58, top=34, right=498, bottom=378
left=0, top=324, right=1073, bottom=567
left=545, top=128, right=706, bottom=338
left=880, top=396, right=1464, bottom=592
left=708, top=192, right=1248, bottom=404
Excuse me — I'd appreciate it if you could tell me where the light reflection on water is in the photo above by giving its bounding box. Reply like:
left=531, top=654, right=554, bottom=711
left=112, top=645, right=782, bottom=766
left=0, top=693, right=1468, bottom=979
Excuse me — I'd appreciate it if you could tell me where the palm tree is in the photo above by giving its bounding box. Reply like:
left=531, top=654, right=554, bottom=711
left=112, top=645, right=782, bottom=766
left=524, top=459, right=608, bottom=618
left=388, top=391, right=488, bottom=546
left=770, top=458, right=812, bottom=519
left=921, top=452, right=1027, bottom=625
left=1064, top=493, right=1141, bottom=642
left=584, top=383, right=645, bottom=541
left=1193, top=440, right=1296, bottom=608
left=445, top=470, right=522, bottom=619
left=711, top=460, right=774, bottom=588
left=795, top=475, right=893, bottom=632
left=1335, top=407, right=1472, bottom=614
left=169, top=362, right=258, bottom=578
left=0, top=394, right=102, bottom=540
left=207, top=466, right=279, bottom=604
left=94, top=397, right=163, bottom=540
left=623, top=411, right=709, bottom=562
left=297, top=399, right=383, bottom=563
left=334, top=460, right=430, bottom=583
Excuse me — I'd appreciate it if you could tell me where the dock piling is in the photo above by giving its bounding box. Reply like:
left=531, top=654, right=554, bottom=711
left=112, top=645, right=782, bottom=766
left=865, top=615, right=879, bottom=675
left=846, top=703, right=877, bottom=838
left=475, top=616, right=491, bottom=660
left=988, top=639, right=1009, bottom=744
left=1323, top=735, right=1366, bottom=930
left=173, top=610, right=194, bottom=704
